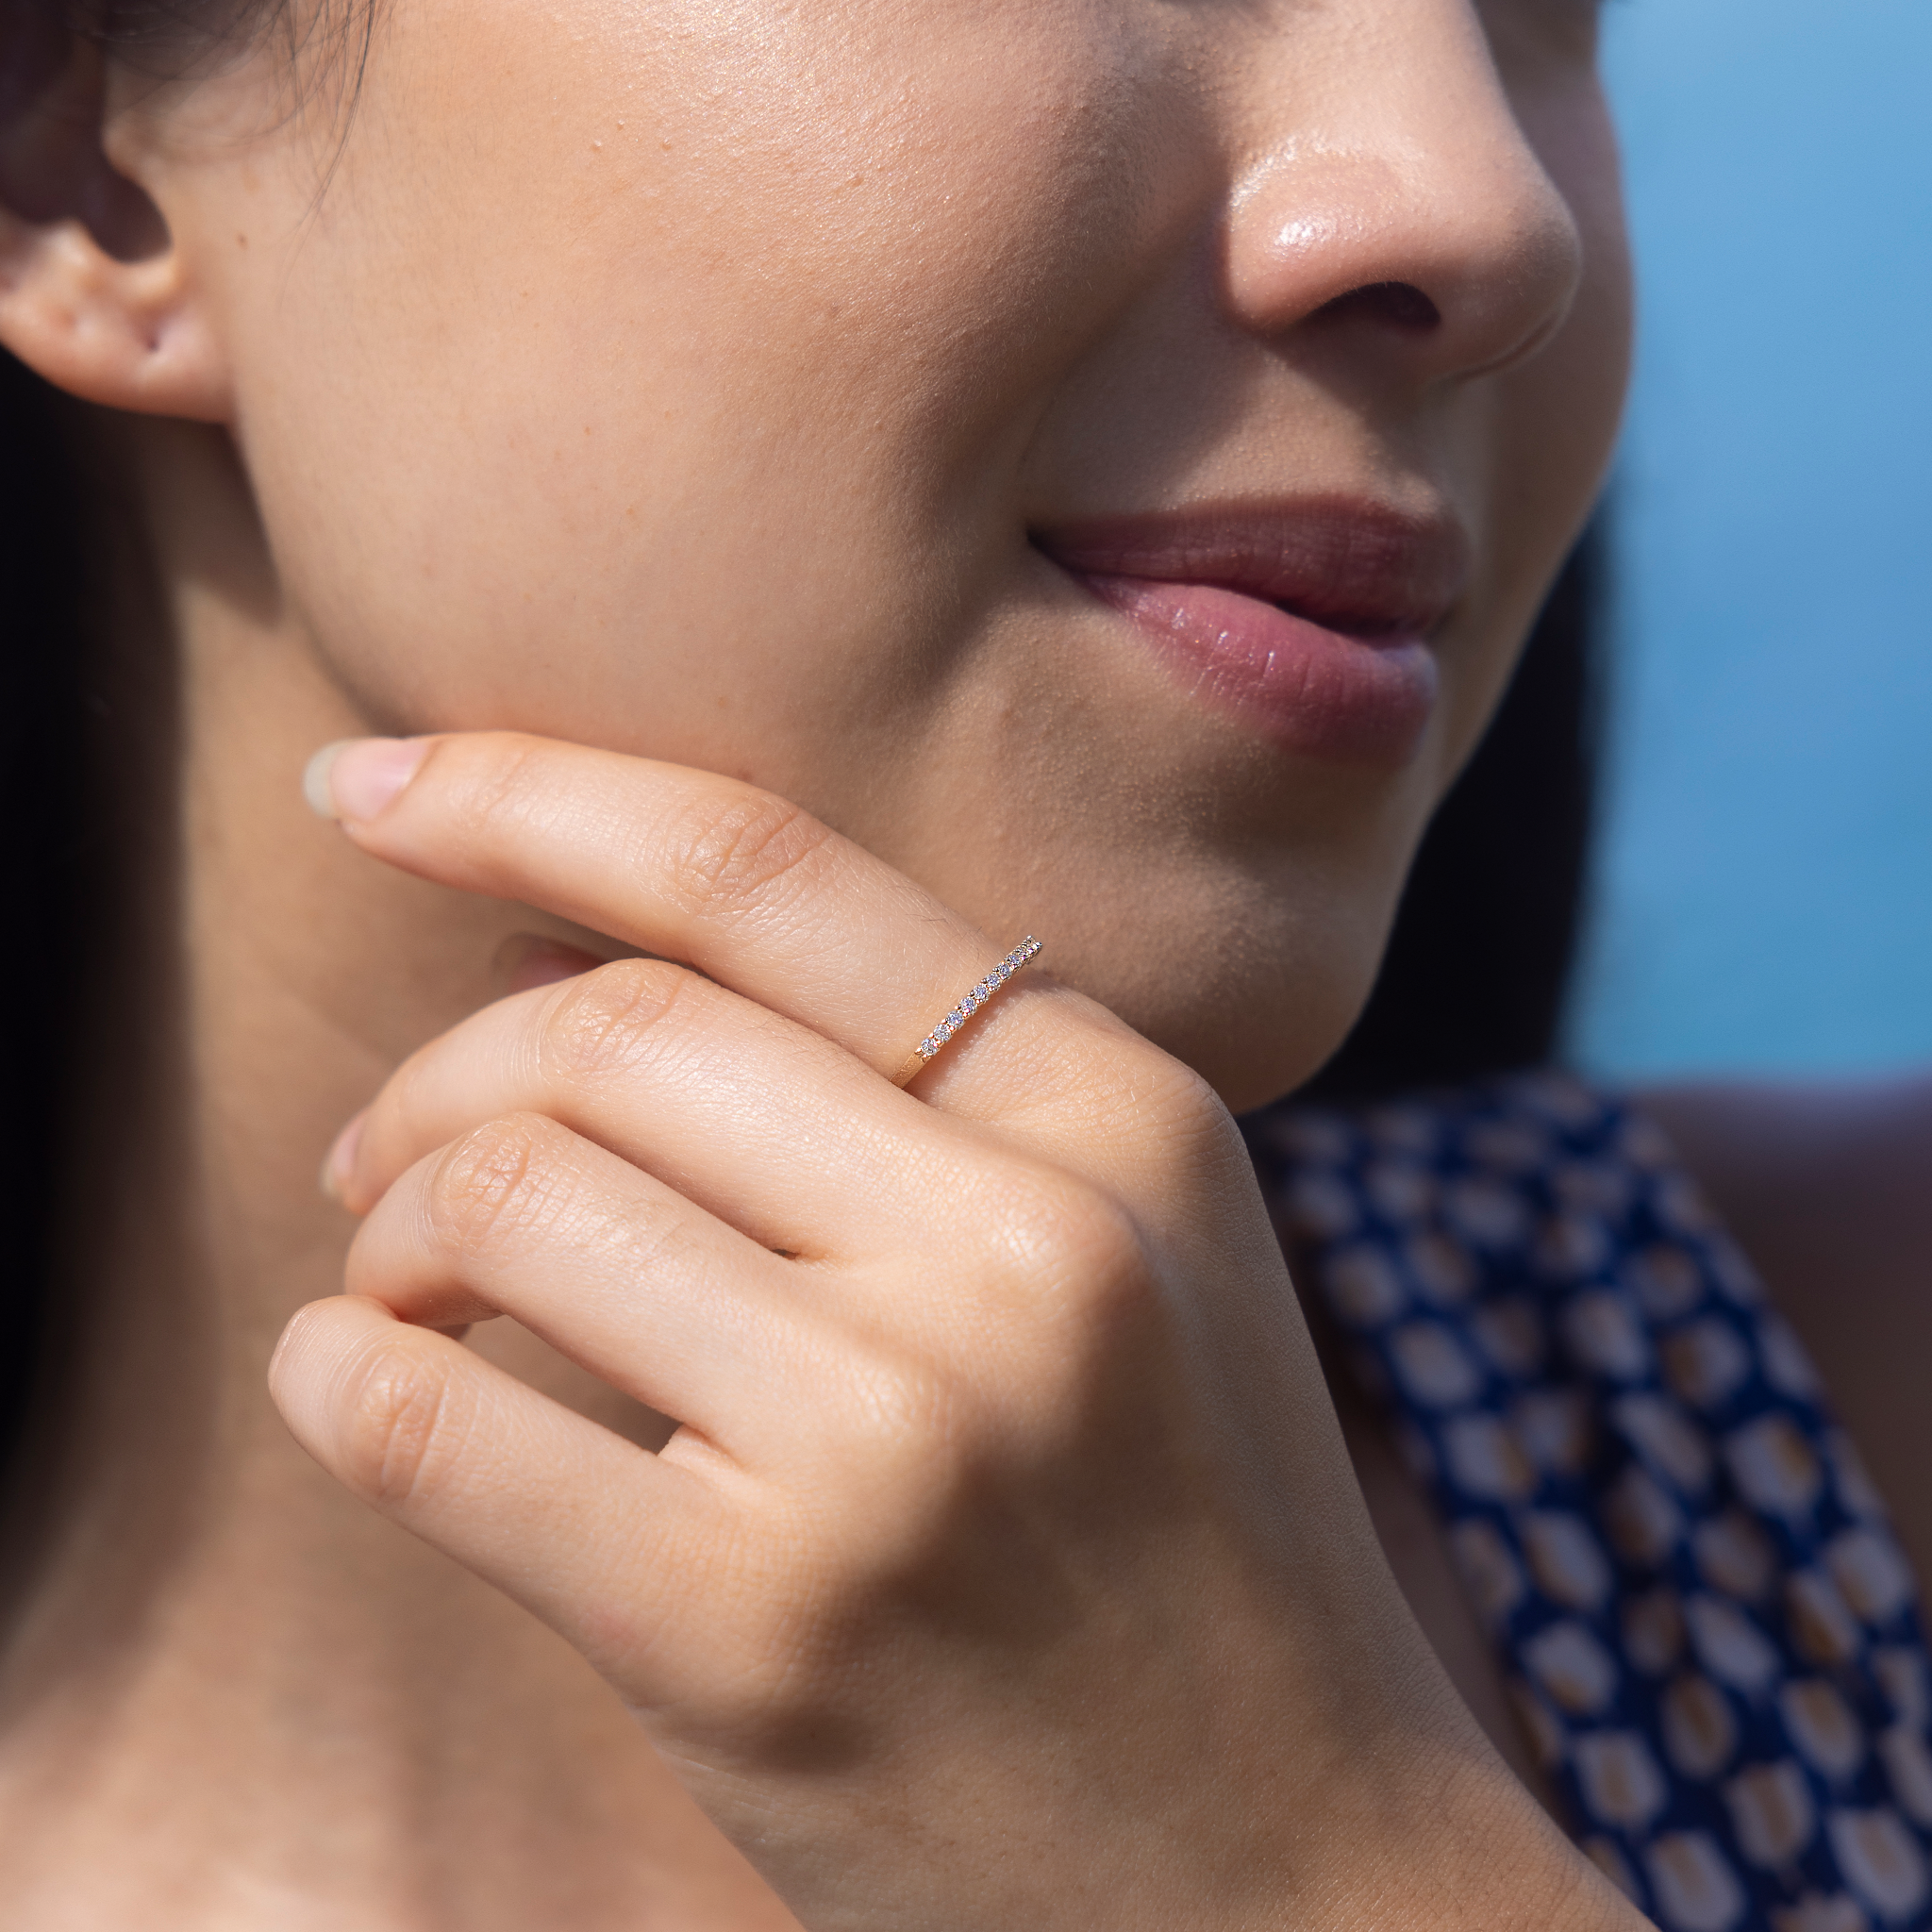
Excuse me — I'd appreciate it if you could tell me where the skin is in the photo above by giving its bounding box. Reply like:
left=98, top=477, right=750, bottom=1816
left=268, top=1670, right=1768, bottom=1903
left=0, top=0, right=1686, bottom=1924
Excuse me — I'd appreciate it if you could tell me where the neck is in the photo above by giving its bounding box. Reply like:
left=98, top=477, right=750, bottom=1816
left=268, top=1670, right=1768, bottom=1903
left=0, top=417, right=788, bottom=1931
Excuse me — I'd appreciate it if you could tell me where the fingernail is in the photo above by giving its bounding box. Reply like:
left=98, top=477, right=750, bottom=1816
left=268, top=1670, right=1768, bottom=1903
left=303, top=738, right=431, bottom=823
left=319, top=1109, right=367, bottom=1203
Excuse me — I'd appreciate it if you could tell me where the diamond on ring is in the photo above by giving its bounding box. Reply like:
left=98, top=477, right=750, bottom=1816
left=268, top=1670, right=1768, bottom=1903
left=894, top=937, right=1042, bottom=1086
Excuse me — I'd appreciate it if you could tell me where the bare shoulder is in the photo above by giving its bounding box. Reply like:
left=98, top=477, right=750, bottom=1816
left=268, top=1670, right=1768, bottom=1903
left=1634, top=1070, right=1932, bottom=1583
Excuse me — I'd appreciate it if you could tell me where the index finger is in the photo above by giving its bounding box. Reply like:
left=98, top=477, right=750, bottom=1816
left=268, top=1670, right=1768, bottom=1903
left=306, top=731, right=1109, bottom=1100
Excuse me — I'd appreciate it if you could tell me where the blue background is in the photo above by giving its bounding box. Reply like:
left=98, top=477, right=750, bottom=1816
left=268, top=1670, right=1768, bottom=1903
left=1569, top=0, right=1932, bottom=1078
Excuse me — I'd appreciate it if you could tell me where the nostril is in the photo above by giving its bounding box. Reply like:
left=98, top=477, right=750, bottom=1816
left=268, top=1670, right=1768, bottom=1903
left=1312, top=280, right=1442, bottom=333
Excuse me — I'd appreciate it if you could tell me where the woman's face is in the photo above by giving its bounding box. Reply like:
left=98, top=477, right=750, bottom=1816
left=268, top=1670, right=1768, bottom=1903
left=150, top=0, right=1627, bottom=1106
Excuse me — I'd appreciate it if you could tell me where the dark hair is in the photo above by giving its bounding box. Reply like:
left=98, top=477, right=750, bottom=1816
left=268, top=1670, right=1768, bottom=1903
left=0, top=352, right=91, bottom=1474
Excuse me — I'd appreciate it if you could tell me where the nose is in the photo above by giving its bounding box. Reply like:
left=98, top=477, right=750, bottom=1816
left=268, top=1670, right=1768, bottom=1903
left=1223, top=2, right=1585, bottom=387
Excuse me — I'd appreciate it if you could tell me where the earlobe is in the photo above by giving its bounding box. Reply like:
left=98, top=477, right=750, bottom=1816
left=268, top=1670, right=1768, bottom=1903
left=0, top=33, right=231, bottom=423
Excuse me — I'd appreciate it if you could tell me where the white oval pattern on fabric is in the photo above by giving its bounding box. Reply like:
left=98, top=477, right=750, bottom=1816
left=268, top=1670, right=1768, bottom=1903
left=1473, top=1298, right=1547, bottom=1378
left=1686, top=1596, right=1784, bottom=1696
left=1554, top=1158, right=1634, bottom=1218
left=1725, top=1418, right=1824, bottom=1522
left=1577, top=1730, right=1672, bottom=1831
left=1365, top=1158, right=1434, bottom=1224
left=1283, top=1169, right=1359, bottom=1241
left=1828, top=1530, right=1916, bottom=1629
left=1664, top=1674, right=1741, bottom=1782
left=1787, top=1571, right=1866, bottom=1671
left=1523, top=1511, right=1615, bottom=1613
left=1667, top=1320, right=1757, bottom=1413
left=1542, top=1213, right=1616, bottom=1283
left=1509, top=1676, right=1570, bottom=1770
left=1606, top=1464, right=1686, bottom=1569
left=1694, top=1511, right=1777, bottom=1604
left=1441, top=1413, right=1535, bottom=1502
left=1512, top=1387, right=1591, bottom=1474
left=1825, top=1809, right=1929, bottom=1920
left=1824, top=1433, right=1888, bottom=1524
left=1465, top=1117, right=1549, bottom=1174
left=1404, top=1230, right=1475, bottom=1306
left=1525, top=1620, right=1621, bottom=1716
left=1874, top=1650, right=1931, bottom=1729
left=1647, top=1830, right=1749, bottom=1931
left=1759, top=1316, right=1824, bottom=1402
left=1324, top=1242, right=1407, bottom=1326
left=1724, top=1760, right=1819, bottom=1870
left=1445, top=1174, right=1530, bottom=1249
left=1780, top=1681, right=1868, bottom=1784
left=1388, top=1321, right=1483, bottom=1407
left=1624, top=1243, right=1708, bottom=1322
left=1876, top=1726, right=1932, bottom=1830
left=1364, top=1102, right=1439, bottom=1156
left=1612, top=1391, right=1716, bottom=1495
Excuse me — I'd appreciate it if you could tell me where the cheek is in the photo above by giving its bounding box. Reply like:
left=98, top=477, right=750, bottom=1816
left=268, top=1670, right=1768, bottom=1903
left=1434, top=87, right=1630, bottom=782
left=218, top=0, right=1176, bottom=753
left=1504, top=75, right=1634, bottom=542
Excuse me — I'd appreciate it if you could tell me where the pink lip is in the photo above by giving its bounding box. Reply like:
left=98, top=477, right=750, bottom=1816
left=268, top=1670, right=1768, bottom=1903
left=1036, top=503, right=1467, bottom=764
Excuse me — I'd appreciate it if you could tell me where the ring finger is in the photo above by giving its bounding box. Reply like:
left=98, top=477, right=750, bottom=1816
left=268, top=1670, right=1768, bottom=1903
left=345, top=1108, right=835, bottom=1456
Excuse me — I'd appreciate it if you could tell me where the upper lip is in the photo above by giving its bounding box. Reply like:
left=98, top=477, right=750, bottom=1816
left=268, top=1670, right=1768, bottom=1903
left=1032, top=497, right=1471, bottom=640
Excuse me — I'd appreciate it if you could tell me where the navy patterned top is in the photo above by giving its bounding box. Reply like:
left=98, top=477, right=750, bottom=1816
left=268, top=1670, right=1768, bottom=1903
left=1245, top=1071, right=1932, bottom=1932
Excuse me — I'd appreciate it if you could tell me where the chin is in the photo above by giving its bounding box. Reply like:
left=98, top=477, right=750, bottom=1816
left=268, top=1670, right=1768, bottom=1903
left=1048, top=913, right=1381, bottom=1118
left=1157, top=995, right=1364, bottom=1117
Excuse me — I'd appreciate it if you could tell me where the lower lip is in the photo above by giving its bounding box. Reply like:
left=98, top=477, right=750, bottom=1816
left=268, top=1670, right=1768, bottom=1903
left=1076, top=573, right=1438, bottom=764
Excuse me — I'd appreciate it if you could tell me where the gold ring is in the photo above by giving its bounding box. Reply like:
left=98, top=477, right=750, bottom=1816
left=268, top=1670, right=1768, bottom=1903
left=892, top=937, right=1042, bottom=1087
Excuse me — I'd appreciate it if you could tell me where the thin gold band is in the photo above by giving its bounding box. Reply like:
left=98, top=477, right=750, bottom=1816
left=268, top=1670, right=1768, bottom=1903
left=891, top=937, right=1042, bottom=1087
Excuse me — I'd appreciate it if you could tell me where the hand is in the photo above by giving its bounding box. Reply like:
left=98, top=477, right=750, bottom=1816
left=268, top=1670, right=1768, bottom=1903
left=272, top=731, right=1638, bottom=1932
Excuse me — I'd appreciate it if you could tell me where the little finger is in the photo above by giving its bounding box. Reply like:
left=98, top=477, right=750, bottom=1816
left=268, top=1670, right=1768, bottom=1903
left=270, top=1293, right=738, bottom=1692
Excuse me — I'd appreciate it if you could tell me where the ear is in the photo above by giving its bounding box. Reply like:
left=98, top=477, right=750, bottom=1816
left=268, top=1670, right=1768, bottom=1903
left=0, top=18, right=229, bottom=422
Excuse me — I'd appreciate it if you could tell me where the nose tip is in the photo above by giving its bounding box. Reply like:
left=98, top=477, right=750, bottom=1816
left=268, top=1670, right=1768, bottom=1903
left=1226, top=111, right=1585, bottom=387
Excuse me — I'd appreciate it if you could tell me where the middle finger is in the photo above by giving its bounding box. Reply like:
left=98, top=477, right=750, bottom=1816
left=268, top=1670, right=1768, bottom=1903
left=336, top=953, right=972, bottom=1259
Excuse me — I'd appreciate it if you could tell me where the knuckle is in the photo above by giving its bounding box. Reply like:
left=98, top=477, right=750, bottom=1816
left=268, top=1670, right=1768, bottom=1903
left=1146, top=1059, right=1245, bottom=1172
left=536, top=957, right=690, bottom=1083
left=661, top=786, right=836, bottom=924
left=991, top=1165, right=1145, bottom=1304
left=937, top=1160, right=1159, bottom=1403
left=1072, top=1041, right=1245, bottom=1208
left=461, top=730, right=549, bottom=813
left=968, top=1174, right=1163, bottom=1441
left=435, top=732, right=553, bottom=841
left=1153, top=1056, right=1230, bottom=1132
left=421, top=1112, right=570, bottom=1259
left=336, top=1338, right=468, bottom=1509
